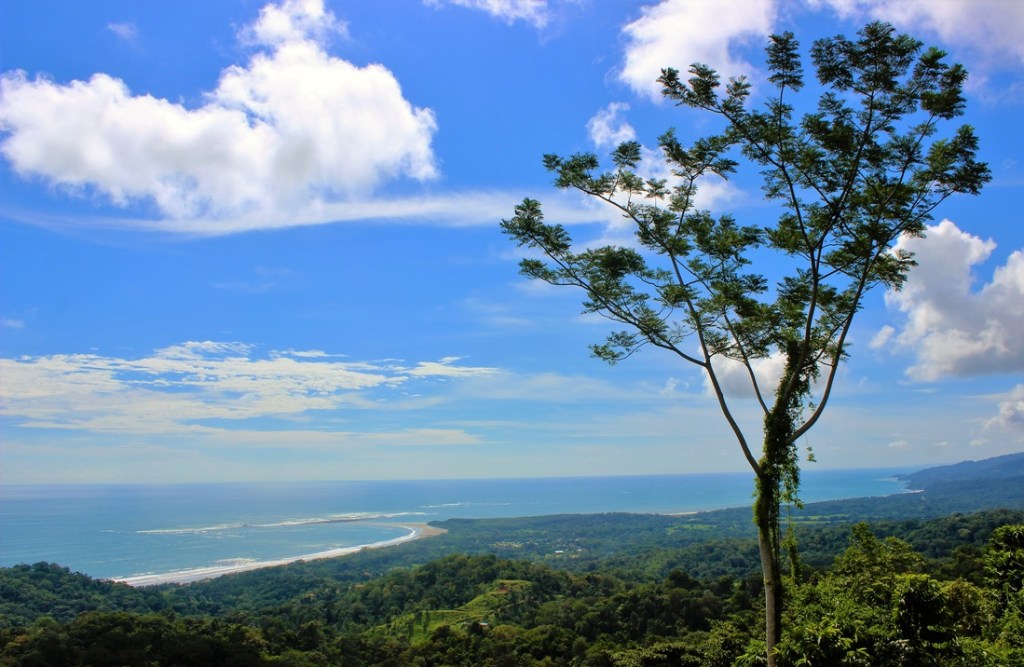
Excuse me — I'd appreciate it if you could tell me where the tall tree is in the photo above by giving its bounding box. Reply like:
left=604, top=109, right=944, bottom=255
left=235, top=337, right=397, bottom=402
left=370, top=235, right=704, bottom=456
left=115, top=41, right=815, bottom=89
left=501, top=22, right=989, bottom=665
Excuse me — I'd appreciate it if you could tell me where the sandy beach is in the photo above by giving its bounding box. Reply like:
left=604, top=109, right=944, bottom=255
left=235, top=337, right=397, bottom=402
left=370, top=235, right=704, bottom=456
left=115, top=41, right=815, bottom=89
left=114, top=523, right=447, bottom=587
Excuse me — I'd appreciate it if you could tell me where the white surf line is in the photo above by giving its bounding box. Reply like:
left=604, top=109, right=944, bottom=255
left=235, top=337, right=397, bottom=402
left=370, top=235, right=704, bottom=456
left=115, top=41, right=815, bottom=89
left=114, top=524, right=426, bottom=587
left=136, top=512, right=427, bottom=534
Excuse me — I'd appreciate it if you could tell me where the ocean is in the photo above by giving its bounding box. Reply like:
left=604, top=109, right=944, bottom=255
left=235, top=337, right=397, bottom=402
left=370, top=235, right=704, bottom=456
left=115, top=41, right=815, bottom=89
left=0, top=469, right=913, bottom=584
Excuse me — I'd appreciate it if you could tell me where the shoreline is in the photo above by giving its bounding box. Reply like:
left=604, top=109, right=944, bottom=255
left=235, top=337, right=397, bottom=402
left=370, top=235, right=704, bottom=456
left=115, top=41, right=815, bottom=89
left=113, top=523, right=447, bottom=587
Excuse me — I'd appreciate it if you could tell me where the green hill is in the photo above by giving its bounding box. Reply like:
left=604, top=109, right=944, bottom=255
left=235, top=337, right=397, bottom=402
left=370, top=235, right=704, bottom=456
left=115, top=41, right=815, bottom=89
left=898, top=451, right=1024, bottom=488
left=2, top=453, right=1023, bottom=665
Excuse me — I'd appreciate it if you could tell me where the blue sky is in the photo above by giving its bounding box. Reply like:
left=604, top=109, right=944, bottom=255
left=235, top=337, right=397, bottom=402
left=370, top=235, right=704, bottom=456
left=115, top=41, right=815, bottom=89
left=1, top=0, right=1022, bottom=484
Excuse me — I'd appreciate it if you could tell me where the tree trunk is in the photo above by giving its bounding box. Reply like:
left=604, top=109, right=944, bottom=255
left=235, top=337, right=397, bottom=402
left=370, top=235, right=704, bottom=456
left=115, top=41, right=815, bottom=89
left=756, top=480, right=783, bottom=667
left=756, top=359, right=801, bottom=667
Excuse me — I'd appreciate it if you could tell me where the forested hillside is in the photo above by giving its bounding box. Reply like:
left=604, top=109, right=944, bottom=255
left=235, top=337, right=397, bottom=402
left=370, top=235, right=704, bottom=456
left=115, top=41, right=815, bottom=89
left=898, top=452, right=1024, bottom=489
left=2, top=458, right=1023, bottom=665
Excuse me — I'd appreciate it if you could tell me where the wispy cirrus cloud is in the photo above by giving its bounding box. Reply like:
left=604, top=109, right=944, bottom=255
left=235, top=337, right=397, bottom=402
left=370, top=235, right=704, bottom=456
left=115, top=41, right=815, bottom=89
left=406, top=357, right=499, bottom=378
left=106, top=22, right=138, bottom=42
left=0, top=187, right=620, bottom=237
left=423, top=0, right=551, bottom=28
left=0, top=341, right=498, bottom=435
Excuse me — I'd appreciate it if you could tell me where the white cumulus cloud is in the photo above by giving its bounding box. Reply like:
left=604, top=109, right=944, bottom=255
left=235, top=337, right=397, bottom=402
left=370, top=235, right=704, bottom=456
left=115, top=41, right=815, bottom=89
left=812, top=0, right=1024, bottom=68
left=987, top=384, right=1024, bottom=432
left=876, top=220, right=1024, bottom=381
left=0, top=0, right=437, bottom=225
left=587, top=102, right=637, bottom=150
left=242, top=0, right=347, bottom=46
left=704, top=353, right=787, bottom=401
left=619, top=0, right=776, bottom=101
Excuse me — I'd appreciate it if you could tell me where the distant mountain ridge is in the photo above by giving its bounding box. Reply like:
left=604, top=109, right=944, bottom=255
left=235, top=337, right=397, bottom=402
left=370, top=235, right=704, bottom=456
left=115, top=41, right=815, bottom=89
left=898, top=452, right=1024, bottom=489
left=678, top=452, right=1024, bottom=531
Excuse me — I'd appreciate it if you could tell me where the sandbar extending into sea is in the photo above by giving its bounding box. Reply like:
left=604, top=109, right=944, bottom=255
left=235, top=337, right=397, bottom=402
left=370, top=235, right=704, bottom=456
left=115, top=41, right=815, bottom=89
left=114, top=523, right=446, bottom=587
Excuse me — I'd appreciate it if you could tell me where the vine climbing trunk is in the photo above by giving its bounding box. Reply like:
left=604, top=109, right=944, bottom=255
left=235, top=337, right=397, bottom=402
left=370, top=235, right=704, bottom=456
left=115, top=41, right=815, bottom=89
left=756, top=355, right=800, bottom=667
left=755, top=484, right=783, bottom=667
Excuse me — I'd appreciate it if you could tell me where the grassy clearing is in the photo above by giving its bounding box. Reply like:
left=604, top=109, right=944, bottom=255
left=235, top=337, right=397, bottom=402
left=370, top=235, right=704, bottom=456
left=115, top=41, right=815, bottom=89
left=373, top=579, right=532, bottom=644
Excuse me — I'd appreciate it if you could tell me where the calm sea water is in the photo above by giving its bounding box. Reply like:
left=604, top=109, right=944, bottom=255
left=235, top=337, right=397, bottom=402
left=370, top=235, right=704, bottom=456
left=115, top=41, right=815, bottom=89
left=0, top=469, right=913, bottom=581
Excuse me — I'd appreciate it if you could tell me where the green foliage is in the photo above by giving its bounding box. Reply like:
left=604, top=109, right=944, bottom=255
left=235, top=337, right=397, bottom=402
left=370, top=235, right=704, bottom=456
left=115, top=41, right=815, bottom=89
left=3, top=464, right=1022, bottom=665
left=0, top=611, right=270, bottom=666
left=370, top=579, right=532, bottom=645
left=4, top=508, right=1024, bottom=665
left=504, top=23, right=990, bottom=663
left=775, top=522, right=1024, bottom=666
left=0, top=562, right=169, bottom=627
left=506, top=21, right=990, bottom=461
left=984, top=524, right=1024, bottom=604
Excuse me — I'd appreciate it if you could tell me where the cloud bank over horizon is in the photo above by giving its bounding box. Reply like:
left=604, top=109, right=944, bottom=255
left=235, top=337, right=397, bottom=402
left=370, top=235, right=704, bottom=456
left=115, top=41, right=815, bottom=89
left=0, top=341, right=504, bottom=435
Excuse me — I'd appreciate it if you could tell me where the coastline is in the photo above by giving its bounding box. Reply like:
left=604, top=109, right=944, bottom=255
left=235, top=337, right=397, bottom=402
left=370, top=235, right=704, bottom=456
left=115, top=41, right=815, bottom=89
left=3, top=471, right=916, bottom=582
left=113, top=523, right=446, bottom=587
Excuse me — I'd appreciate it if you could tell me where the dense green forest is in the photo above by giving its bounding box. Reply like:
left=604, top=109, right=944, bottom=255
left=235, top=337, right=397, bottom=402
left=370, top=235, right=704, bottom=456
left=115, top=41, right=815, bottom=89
left=3, top=457, right=1024, bottom=665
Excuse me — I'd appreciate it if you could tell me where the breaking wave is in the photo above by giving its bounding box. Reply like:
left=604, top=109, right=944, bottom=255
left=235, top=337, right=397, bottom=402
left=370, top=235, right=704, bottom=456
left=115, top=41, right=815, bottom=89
left=137, top=511, right=424, bottom=535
